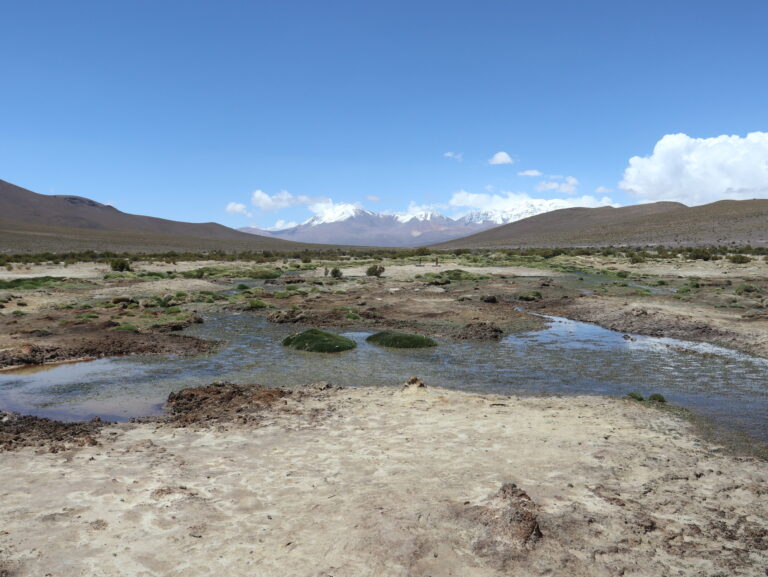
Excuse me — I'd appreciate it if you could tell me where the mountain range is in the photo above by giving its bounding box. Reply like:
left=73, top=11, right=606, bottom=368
left=432, top=200, right=768, bottom=248
left=239, top=203, right=559, bottom=247
left=0, top=179, right=313, bottom=253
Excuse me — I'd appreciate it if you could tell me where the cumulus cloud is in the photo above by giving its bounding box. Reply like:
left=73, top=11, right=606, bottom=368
left=266, top=219, right=299, bottom=231
left=448, top=189, right=615, bottom=216
left=225, top=202, right=252, bottom=217
left=595, top=186, right=614, bottom=194
left=443, top=151, right=463, bottom=162
left=536, top=175, right=579, bottom=194
left=620, top=132, right=768, bottom=205
left=517, top=169, right=542, bottom=177
left=489, top=151, right=514, bottom=165
left=250, top=189, right=314, bottom=211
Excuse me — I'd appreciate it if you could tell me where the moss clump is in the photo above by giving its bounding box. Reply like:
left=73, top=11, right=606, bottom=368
left=366, top=331, right=437, bottom=349
left=282, top=329, right=356, bottom=353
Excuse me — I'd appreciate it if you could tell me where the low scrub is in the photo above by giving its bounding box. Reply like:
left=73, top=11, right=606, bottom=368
left=0, top=276, right=67, bottom=290
left=366, top=331, right=438, bottom=348
left=282, top=328, right=356, bottom=353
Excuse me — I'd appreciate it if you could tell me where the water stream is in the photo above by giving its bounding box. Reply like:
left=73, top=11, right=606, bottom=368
left=1, top=313, right=766, bottom=443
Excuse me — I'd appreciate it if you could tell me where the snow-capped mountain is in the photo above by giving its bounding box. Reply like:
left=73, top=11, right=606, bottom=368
left=239, top=202, right=582, bottom=247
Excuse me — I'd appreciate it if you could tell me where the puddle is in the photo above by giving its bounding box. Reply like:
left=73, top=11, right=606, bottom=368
left=0, top=313, right=766, bottom=443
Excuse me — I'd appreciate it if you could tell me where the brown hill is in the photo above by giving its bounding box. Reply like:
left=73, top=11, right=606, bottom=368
left=432, top=200, right=768, bottom=248
left=0, top=179, right=318, bottom=253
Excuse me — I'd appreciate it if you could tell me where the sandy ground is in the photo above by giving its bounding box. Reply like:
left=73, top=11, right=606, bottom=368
left=570, top=255, right=768, bottom=278
left=1, top=383, right=766, bottom=576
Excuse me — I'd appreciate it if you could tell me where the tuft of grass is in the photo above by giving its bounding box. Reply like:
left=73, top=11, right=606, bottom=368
left=517, top=291, right=543, bottom=302
left=366, top=331, right=438, bottom=349
left=114, top=323, right=139, bottom=332
left=11, top=309, right=28, bottom=316
left=282, top=329, right=356, bottom=353
left=235, top=283, right=249, bottom=290
left=626, top=392, right=644, bottom=401
left=647, top=393, right=667, bottom=403
left=246, top=298, right=268, bottom=309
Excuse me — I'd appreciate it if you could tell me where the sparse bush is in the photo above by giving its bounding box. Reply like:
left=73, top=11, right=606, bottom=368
left=735, top=284, right=759, bottom=295
left=366, top=331, right=437, bottom=348
left=236, top=283, right=249, bottom=290
left=110, top=258, right=132, bottom=272
left=647, top=393, right=667, bottom=403
left=626, top=392, right=644, bottom=401
left=114, top=323, right=139, bottom=332
left=729, top=254, right=752, bottom=264
left=517, top=291, right=543, bottom=302
left=246, top=298, right=268, bottom=309
left=330, top=267, right=343, bottom=279
left=366, top=264, right=385, bottom=277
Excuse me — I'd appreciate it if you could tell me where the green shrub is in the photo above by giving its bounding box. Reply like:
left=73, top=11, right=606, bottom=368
left=246, top=298, right=268, bottom=309
left=110, top=258, right=132, bottom=272
left=366, top=331, right=438, bottom=348
left=735, top=284, right=759, bottom=295
left=626, top=392, right=644, bottom=401
left=330, top=267, right=343, bottom=279
left=11, top=310, right=27, bottom=316
left=165, top=306, right=182, bottom=314
left=235, top=283, right=249, bottom=290
left=729, top=254, right=752, bottom=264
left=114, top=323, right=139, bottom=332
left=345, top=312, right=361, bottom=320
left=282, top=329, right=356, bottom=353
left=517, top=291, right=543, bottom=301
left=366, top=264, right=385, bottom=277
left=647, top=393, right=667, bottom=403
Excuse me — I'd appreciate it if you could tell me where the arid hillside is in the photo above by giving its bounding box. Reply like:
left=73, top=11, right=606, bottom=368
left=433, top=200, right=768, bottom=248
left=0, top=179, right=322, bottom=253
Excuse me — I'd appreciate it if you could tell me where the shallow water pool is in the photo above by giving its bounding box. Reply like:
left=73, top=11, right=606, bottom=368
left=1, top=313, right=766, bottom=443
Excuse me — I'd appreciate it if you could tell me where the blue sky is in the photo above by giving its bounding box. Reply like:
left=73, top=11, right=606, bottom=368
left=2, top=0, right=768, bottom=229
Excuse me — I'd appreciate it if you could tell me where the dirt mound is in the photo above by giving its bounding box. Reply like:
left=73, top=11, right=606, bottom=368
left=462, top=483, right=543, bottom=567
left=452, top=321, right=504, bottom=341
left=0, top=412, right=106, bottom=452
left=165, top=382, right=288, bottom=425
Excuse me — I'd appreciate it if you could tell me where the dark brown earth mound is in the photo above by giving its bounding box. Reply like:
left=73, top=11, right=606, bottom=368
left=165, top=382, right=289, bottom=425
left=1, top=412, right=106, bottom=452
left=0, top=333, right=216, bottom=370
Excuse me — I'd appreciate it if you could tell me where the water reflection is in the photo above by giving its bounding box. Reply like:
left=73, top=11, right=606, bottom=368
left=0, top=313, right=766, bottom=442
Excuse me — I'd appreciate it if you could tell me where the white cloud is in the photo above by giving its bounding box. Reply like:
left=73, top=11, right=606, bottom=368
left=250, top=189, right=315, bottom=211
left=443, top=151, right=463, bottom=162
left=366, top=195, right=381, bottom=202
left=448, top=189, right=615, bottom=216
left=517, top=169, right=542, bottom=177
left=489, top=151, right=514, bottom=165
left=595, top=186, right=614, bottom=194
left=225, top=202, right=252, bottom=217
left=266, top=219, right=299, bottom=231
left=620, top=132, right=768, bottom=205
left=536, top=175, right=579, bottom=194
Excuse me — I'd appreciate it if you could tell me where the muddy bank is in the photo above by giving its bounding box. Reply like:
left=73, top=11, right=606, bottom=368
left=543, top=295, right=768, bottom=358
left=1, top=383, right=766, bottom=576
left=0, top=411, right=107, bottom=452
left=0, top=332, right=216, bottom=370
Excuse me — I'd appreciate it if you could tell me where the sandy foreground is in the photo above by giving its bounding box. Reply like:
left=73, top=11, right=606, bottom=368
left=1, top=382, right=766, bottom=576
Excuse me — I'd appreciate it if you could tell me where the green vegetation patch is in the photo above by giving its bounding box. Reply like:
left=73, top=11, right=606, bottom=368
left=0, top=276, right=68, bottom=290
left=366, top=331, right=438, bottom=349
left=282, top=329, right=356, bottom=353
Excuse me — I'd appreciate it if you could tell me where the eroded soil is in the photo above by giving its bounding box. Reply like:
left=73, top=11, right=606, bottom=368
left=1, top=382, right=766, bottom=576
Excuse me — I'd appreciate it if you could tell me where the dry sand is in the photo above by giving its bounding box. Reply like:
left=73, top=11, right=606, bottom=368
left=1, top=383, right=766, bottom=576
